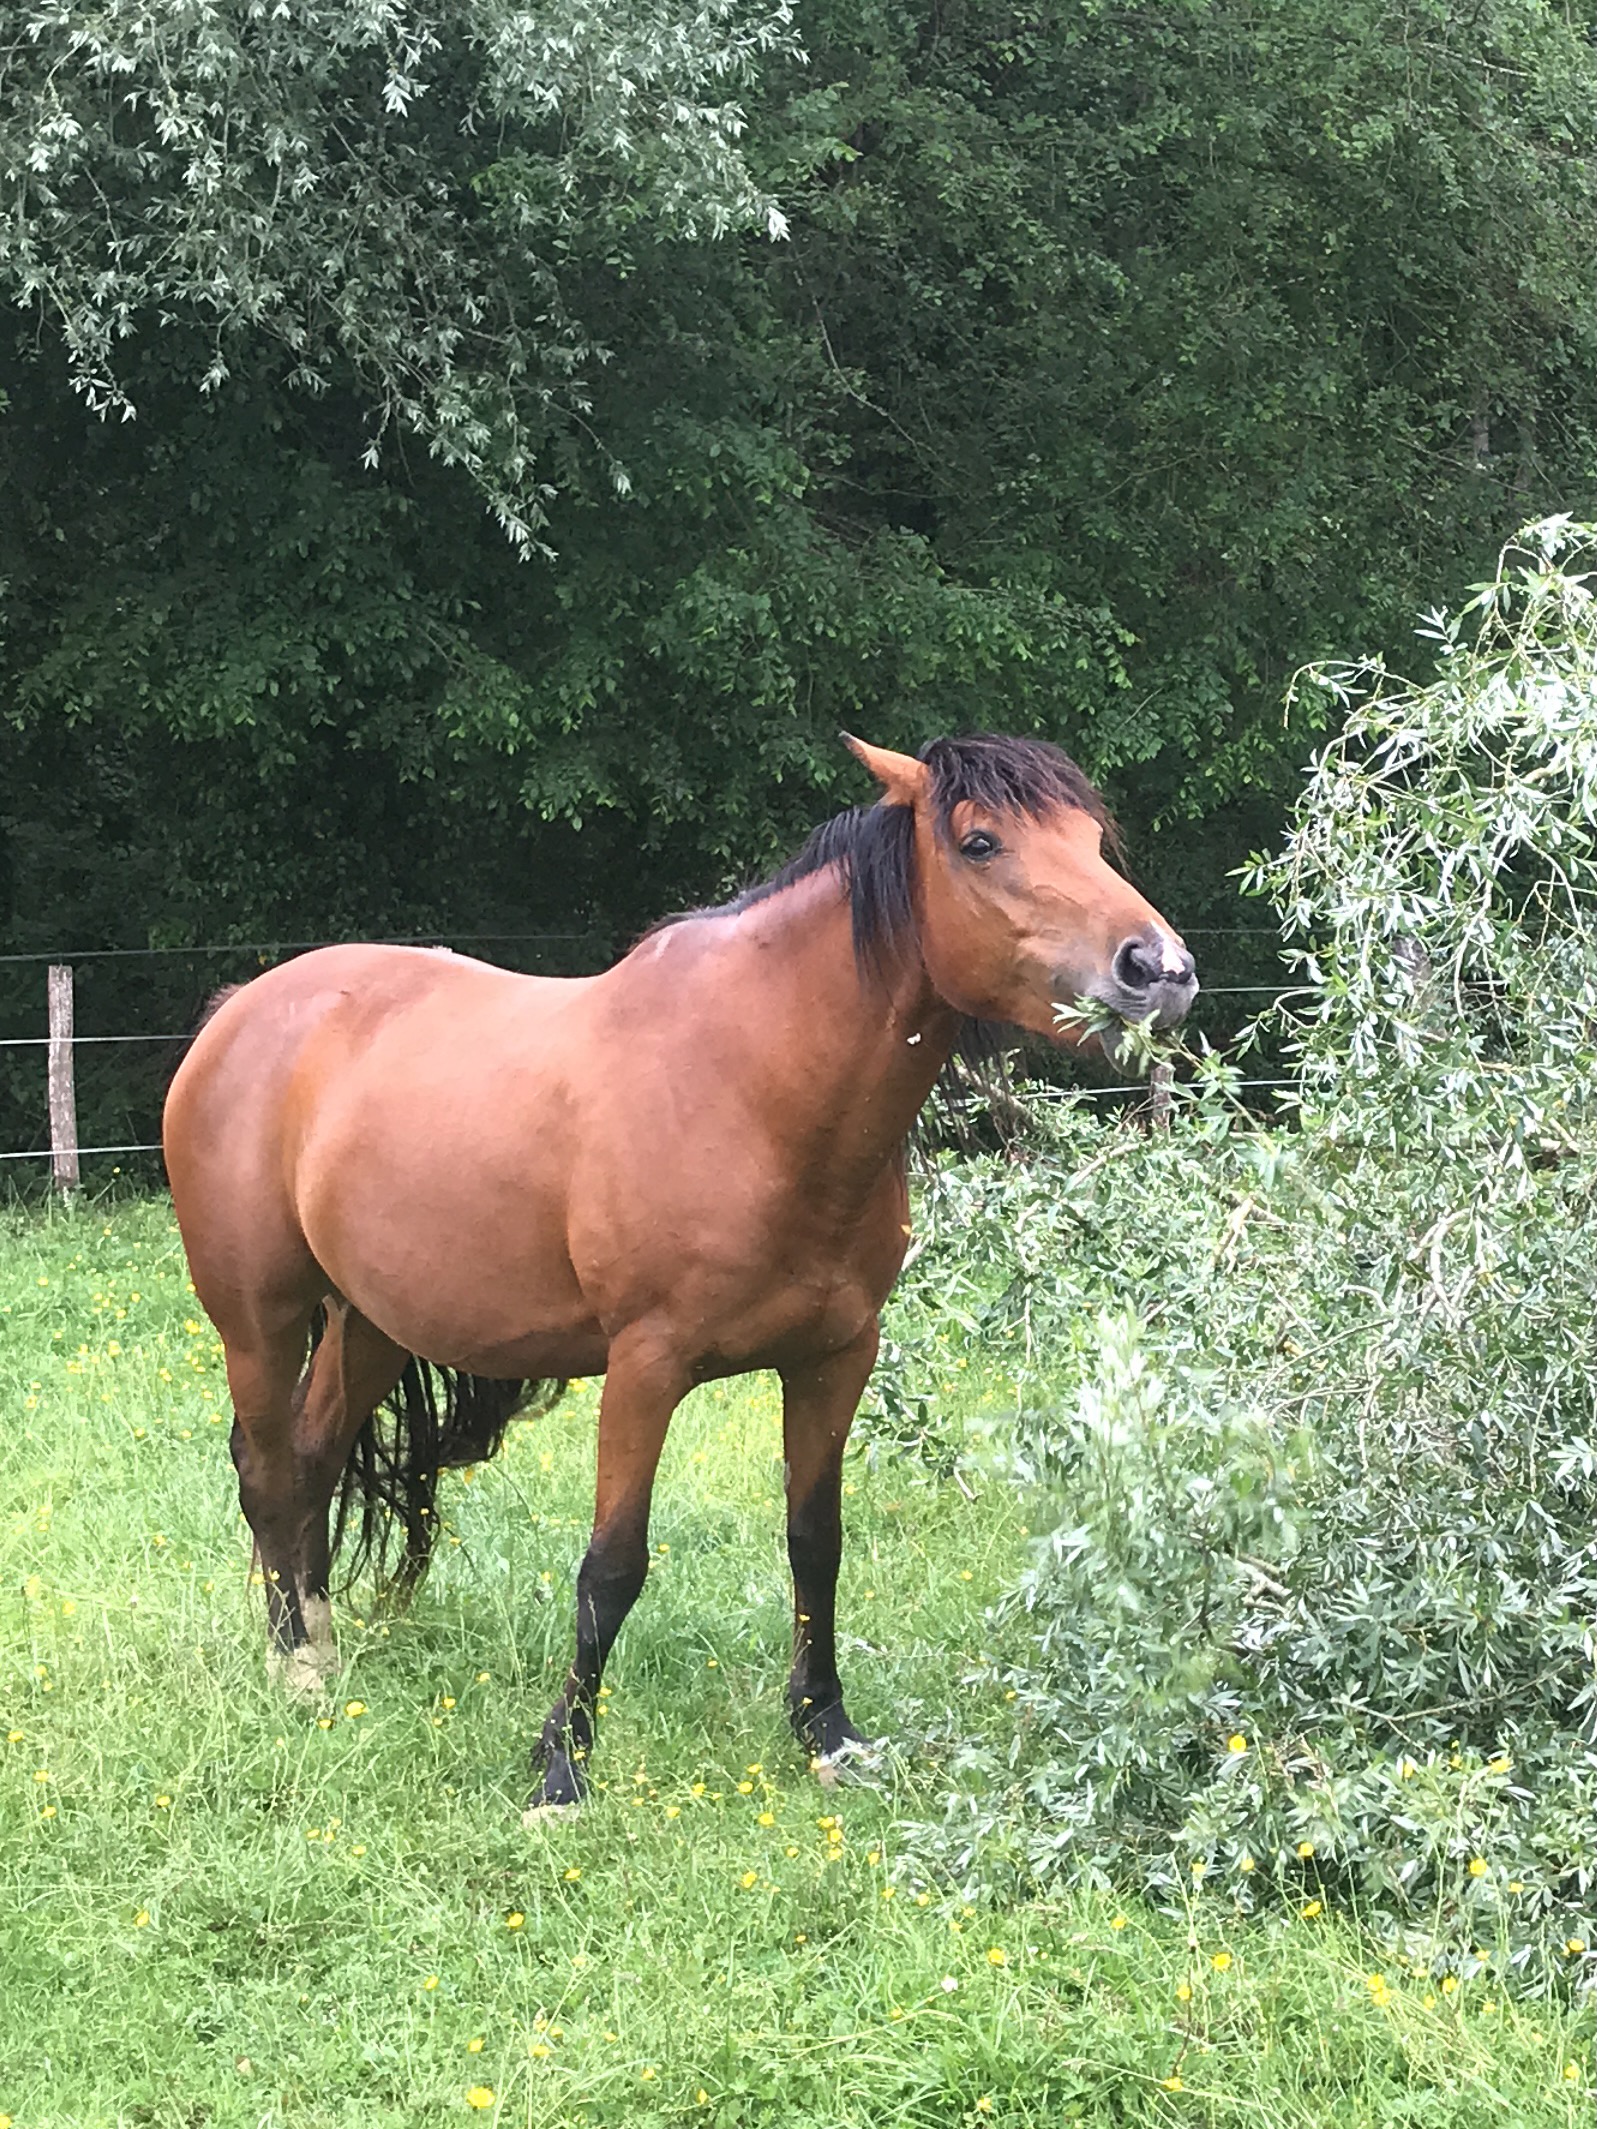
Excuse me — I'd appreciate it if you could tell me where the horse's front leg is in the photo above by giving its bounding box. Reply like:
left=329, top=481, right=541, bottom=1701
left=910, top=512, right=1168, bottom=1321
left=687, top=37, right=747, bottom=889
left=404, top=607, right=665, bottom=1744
left=529, top=1333, right=688, bottom=1814
left=780, top=1325, right=879, bottom=1769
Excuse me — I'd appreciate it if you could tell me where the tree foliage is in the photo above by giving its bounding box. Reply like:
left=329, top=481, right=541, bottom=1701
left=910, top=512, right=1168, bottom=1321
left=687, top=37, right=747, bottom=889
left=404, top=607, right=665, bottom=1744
left=0, top=0, right=794, bottom=547
left=4, top=0, right=1597, bottom=993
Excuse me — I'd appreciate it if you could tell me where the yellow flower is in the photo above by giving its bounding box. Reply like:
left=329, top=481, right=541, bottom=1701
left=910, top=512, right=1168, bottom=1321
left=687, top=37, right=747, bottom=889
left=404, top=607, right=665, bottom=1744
left=423, top=1976, right=439, bottom=1991
left=529, top=2043, right=551, bottom=2060
left=1566, top=1938, right=1587, bottom=1956
left=344, top=1701, right=367, bottom=1719
left=134, top=1909, right=150, bottom=1928
left=1508, top=1880, right=1525, bottom=1893
left=32, top=1769, right=49, bottom=1784
left=1160, top=2075, right=1183, bottom=2092
left=1110, top=1913, right=1128, bottom=1930
left=1565, top=2065, right=1582, bottom=2084
left=640, top=2068, right=656, bottom=2082
left=740, top=1871, right=758, bottom=1889
left=563, top=1867, right=581, bottom=1882
left=467, top=2038, right=484, bottom=2054
left=1440, top=1976, right=1458, bottom=1995
left=465, top=2088, right=495, bottom=2110
left=1211, top=1951, right=1232, bottom=1972
left=1296, top=1841, right=1315, bottom=1859
left=6, top=1730, right=22, bottom=1744
left=737, top=1781, right=754, bottom=1794
left=987, top=1948, right=1007, bottom=1967
left=1238, top=1855, right=1256, bottom=1873
left=976, top=2100, right=993, bottom=2114
left=1300, top=1901, right=1323, bottom=1920
left=757, top=1812, right=775, bottom=1828
left=1488, top=1754, right=1511, bottom=1774
left=505, top=1913, right=524, bottom=1931
left=154, top=1793, right=171, bottom=1808
left=1467, top=1858, right=1488, bottom=1878
left=1226, top=1734, right=1247, bottom=1754
left=696, top=2091, right=710, bottom=2105
left=1190, top=1860, right=1206, bottom=1880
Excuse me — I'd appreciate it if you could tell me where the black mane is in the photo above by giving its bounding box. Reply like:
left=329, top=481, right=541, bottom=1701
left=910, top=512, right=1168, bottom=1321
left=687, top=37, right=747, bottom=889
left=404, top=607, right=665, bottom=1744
left=657, top=733, right=1114, bottom=980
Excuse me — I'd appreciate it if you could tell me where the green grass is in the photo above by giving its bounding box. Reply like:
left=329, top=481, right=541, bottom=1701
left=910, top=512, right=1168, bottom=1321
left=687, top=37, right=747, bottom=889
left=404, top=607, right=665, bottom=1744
left=1, top=1195, right=1590, bottom=2127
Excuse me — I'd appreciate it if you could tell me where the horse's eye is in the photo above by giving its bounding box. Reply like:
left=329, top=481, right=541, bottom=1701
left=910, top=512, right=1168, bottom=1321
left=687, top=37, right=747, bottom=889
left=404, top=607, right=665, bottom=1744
left=959, top=830, right=1000, bottom=861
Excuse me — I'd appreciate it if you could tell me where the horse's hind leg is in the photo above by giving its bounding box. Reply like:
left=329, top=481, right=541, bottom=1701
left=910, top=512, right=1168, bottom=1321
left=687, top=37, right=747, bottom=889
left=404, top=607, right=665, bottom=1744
left=226, top=1302, right=406, bottom=1698
left=289, top=1303, right=409, bottom=1678
left=223, top=1313, right=327, bottom=1697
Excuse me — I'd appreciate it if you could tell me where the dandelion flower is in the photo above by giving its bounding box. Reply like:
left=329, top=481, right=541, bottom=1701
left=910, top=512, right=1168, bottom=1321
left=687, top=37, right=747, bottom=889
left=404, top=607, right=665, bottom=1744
left=465, top=2088, right=495, bottom=2110
left=758, top=1812, right=775, bottom=1827
left=467, top=2038, right=484, bottom=2054
left=506, top=1912, right=524, bottom=1931
left=344, top=1701, right=367, bottom=1719
left=1211, top=1951, right=1232, bottom=1972
left=1566, top=1938, right=1586, bottom=1956
left=1227, top=1734, right=1247, bottom=1754
left=1441, top=1976, right=1458, bottom=1995
left=1160, top=2076, right=1183, bottom=2092
left=739, top=1871, right=758, bottom=1889
left=1296, top=1841, right=1315, bottom=1859
left=1468, top=1858, right=1488, bottom=1878
left=1238, top=1855, right=1256, bottom=1874
left=134, top=1910, right=150, bottom=1928
left=987, top=1947, right=1007, bottom=1967
left=154, top=1793, right=171, bottom=1808
left=563, top=1867, right=581, bottom=1883
left=1175, top=1982, right=1192, bottom=2002
left=6, top=1731, right=22, bottom=1745
left=423, top=1976, right=439, bottom=1991
left=1300, top=1901, right=1323, bottom=1920
left=1110, top=1914, right=1128, bottom=1931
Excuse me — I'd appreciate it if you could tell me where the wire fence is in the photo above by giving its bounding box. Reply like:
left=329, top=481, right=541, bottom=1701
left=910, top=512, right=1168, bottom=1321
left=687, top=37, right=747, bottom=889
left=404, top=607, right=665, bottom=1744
left=0, top=928, right=1301, bottom=1174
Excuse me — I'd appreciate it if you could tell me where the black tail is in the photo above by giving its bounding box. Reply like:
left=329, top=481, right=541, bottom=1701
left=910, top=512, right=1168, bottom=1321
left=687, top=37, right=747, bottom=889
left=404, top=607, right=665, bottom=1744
left=330, top=1338, right=563, bottom=1601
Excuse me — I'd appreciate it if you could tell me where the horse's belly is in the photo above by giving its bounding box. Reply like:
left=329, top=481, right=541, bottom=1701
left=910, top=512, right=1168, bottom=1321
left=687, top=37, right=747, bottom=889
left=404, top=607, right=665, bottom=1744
left=298, top=1141, right=600, bottom=1373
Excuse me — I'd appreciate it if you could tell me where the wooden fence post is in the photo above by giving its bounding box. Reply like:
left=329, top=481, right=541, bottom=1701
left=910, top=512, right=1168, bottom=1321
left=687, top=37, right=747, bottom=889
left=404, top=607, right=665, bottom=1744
left=47, top=962, right=80, bottom=1194
left=1149, top=1058, right=1173, bottom=1131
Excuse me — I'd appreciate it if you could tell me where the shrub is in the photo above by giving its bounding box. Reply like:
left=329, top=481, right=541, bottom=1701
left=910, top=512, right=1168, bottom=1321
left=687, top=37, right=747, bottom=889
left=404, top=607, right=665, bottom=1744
left=884, top=524, right=1597, bottom=1990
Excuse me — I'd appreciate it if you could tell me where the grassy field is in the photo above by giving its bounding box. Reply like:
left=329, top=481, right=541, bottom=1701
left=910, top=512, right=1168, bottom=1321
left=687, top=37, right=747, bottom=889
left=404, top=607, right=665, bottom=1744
left=1, top=1194, right=1590, bottom=2128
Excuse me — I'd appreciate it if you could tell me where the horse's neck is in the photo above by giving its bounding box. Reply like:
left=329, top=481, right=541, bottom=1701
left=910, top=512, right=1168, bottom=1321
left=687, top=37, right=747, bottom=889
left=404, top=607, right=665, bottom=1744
left=726, top=873, right=960, bottom=1188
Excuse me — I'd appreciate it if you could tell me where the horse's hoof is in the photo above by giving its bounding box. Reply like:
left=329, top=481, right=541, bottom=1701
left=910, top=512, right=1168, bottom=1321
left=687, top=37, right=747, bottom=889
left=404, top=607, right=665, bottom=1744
left=525, top=1749, right=586, bottom=1817
left=267, top=1643, right=335, bottom=1705
left=521, top=1799, right=582, bottom=1828
left=811, top=1735, right=884, bottom=1787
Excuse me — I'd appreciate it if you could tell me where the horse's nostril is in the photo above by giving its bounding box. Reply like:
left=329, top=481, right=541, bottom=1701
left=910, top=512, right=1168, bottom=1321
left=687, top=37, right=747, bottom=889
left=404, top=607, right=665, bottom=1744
left=1114, top=935, right=1196, bottom=992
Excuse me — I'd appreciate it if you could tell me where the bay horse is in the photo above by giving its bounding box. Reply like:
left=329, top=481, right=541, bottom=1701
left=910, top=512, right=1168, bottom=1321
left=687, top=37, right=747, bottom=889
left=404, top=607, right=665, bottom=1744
left=163, top=734, right=1196, bottom=1810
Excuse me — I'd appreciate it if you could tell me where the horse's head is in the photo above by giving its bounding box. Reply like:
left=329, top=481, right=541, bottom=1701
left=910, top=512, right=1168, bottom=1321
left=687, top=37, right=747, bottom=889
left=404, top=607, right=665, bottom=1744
left=845, top=732, right=1196, bottom=1050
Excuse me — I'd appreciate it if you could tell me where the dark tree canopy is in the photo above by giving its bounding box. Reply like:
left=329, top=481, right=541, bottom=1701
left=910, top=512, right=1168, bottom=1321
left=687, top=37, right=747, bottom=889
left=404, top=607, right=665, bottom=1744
left=5, top=0, right=1597, bottom=1144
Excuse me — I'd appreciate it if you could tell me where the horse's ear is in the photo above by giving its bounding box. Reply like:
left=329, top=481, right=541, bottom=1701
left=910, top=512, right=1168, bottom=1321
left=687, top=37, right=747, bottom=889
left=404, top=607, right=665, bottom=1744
left=841, top=732, right=927, bottom=808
